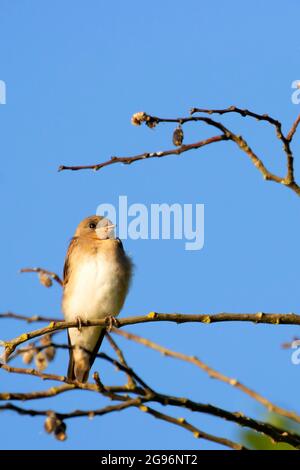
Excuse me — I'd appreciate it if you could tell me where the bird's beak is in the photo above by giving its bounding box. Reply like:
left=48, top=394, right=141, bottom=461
left=96, top=223, right=116, bottom=240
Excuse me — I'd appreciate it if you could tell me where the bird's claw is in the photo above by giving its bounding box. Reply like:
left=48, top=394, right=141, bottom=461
left=76, top=316, right=83, bottom=332
left=105, top=315, right=119, bottom=332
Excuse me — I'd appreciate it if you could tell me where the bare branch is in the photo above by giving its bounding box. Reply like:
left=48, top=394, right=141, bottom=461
left=0, top=384, right=76, bottom=401
left=190, top=106, right=283, bottom=131
left=287, top=114, right=300, bottom=142
left=136, top=405, right=247, bottom=450
left=20, top=267, right=63, bottom=287
left=0, top=399, right=142, bottom=420
left=2, top=311, right=300, bottom=361
left=58, top=134, right=227, bottom=172
left=114, top=328, right=300, bottom=425
left=58, top=108, right=300, bottom=196
left=2, top=344, right=299, bottom=447
left=0, top=401, right=246, bottom=450
left=105, top=333, right=136, bottom=389
left=0, top=312, right=59, bottom=323
left=0, top=361, right=145, bottom=397
left=151, top=393, right=300, bottom=449
left=1, top=384, right=298, bottom=448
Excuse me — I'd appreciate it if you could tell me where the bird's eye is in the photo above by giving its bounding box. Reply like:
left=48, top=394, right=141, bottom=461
left=89, top=222, right=96, bottom=229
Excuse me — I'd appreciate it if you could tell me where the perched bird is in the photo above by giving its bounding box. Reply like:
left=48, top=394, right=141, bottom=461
left=62, top=215, right=132, bottom=383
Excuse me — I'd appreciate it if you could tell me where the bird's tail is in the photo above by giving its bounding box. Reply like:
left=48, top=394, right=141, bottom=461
left=67, top=346, right=90, bottom=383
left=67, top=330, right=105, bottom=383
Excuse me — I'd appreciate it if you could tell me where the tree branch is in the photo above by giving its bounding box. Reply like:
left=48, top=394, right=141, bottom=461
left=20, top=267, right=63, bottom=287
left=58, top=134, right=227, bottom=172
left=136, top=405, right=247, bottom=450
left=58, top=107, right=300, bottom=196
left=2, top=311, right=300, bottom=361
left=114, top=328, right=300, bottom=425
left=287, top=114, right=300, bottom=142
left=0, top=361, right=145, bottom=397
left=0, top=400, right=246, bottom=450
left=1, top=381, right=298, bottom=448
left=0, top=312, right=59, bottom=323
left=2, top=334, right=299, bottom=448
left=105, top=333, right=136, bottom=389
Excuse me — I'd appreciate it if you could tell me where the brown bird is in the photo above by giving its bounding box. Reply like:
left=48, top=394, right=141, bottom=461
left=62, top=215, right=132, bottom=383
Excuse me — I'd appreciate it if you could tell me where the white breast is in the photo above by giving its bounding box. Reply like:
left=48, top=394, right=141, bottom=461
left=63, top=253, right=128, bottom=322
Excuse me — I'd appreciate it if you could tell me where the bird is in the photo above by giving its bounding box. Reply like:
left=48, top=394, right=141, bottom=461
left=62, top=215, right=132, bottom=383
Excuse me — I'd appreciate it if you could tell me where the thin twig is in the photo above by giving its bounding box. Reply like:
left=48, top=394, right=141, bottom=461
left=140, top=405, right=247, bottom=450
left=150, top=392, right=300, bottom=449
left=0, top=312, right=59, bottom=323
left=105, top=333, right=136, bottom=389
left=58, top=134, right=227, bottom=172
left=20, top=267, right=63, bottom=286
left=114, top=328, right=300, bottom=424
left=0, top=401, right=246, bottom=450
left=287, top=114, right=300, bottom=142
left=0, top=363, right=144, bottom=397
left=0, top=399, right=141, bottom=420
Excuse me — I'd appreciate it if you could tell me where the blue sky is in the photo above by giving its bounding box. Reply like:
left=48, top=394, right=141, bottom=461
left=1, top=0, right=300, bottom=450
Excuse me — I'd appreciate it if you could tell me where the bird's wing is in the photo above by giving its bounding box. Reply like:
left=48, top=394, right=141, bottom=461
left=67, top=331, right=75, bottom=380
left=116, top=237, right=124, bottom=251
left=88, top=328, right=106, bottom=370
left=63, top=237, right=78, bottom=287
left=64, top=237, right=79, bottom=380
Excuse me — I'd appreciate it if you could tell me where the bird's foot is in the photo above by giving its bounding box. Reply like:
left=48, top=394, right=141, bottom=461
left=76, top=316, right=83, bottom=332
left=105, top=315, right=119, bottom=332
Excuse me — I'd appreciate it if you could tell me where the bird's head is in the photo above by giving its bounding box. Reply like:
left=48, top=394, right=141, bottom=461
left=74, top=215, right=115, bottom=241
